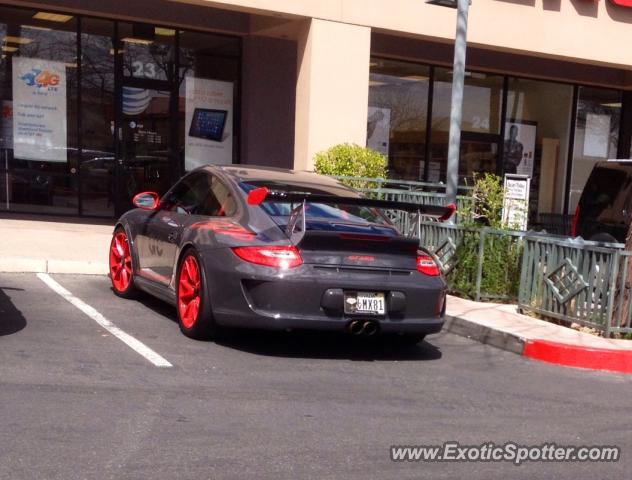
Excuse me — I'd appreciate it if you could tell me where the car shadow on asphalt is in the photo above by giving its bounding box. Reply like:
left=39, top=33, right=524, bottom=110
left=133, top=289, right=442, bottom=361
left=0, top=287, right=27, bottom=336
left=214, top=329, right=443, bottom=362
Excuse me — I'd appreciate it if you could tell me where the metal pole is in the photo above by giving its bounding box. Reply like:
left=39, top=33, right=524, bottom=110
left=445, top=0, right=470, bottom=206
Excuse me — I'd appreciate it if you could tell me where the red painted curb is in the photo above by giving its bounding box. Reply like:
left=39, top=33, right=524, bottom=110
left=524, top=339, right=632, bottom=374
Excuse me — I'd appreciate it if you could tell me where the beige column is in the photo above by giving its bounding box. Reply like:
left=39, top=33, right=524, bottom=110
left=294, top=18, right=371, bottom=171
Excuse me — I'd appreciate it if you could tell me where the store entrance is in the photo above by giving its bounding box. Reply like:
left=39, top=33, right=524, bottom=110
left=111, top=20, right=181, bottom=217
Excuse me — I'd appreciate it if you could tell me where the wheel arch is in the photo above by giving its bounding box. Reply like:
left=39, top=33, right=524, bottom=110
left=172, top=241, right=197, bottom=287
left=173, top=243, right=216, bottom=332
left=112, top=221, right=141, bottom=274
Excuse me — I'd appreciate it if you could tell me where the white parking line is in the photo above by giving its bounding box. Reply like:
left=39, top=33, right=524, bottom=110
left=37, top=273, right=173, bottom=368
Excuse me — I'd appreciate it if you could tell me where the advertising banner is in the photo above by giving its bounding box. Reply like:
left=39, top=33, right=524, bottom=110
left=184, top=77, right=233, bottom=171
left=12, top=57, right=67, bottom=162
left=503, top=120, right=537, bottom=177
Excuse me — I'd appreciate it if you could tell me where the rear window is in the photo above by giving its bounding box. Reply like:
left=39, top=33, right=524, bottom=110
left=239, top=180, right=391, bottom=227
left=581, top=167, right=631, bottom=212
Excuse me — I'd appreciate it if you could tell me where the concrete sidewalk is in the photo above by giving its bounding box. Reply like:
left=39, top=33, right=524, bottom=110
left=1, top=214, right=631, bottom=374
left=0, top=214, right=113, bottom=275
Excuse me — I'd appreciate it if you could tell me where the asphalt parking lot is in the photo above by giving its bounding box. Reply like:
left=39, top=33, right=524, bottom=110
left=1, top=273, right=631, bottom=480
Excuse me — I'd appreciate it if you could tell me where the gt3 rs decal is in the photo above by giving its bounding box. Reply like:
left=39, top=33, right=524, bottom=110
left=148, top=241, right=164, bottom=257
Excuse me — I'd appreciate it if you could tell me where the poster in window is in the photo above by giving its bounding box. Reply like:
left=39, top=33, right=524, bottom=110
left=185, top=77, right=233, bottom=171
left=503, top=120, right=537, bottom=177
left=12, top=57, right=67, bottom=162
left=366, top=106, right=390, bottom=156
left=583, top=113, right=611, bottom=158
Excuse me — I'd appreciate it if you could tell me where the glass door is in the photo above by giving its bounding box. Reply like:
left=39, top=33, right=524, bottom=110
left=114, top=22, right=177, bottom=215
left=118, top=84, right=173, bottom=210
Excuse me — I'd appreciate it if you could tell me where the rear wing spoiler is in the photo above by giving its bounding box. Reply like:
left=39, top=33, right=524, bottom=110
left=246, top=186, right=457, bottom=242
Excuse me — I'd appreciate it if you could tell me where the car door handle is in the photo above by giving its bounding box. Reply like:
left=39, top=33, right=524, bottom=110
left=167, top=231, right=178, bottom=243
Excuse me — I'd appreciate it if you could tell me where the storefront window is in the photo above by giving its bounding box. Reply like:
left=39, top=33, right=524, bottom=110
left=431, top=69, right=503, bottom=184
left=80, top=17, right=115, bottom=216
left=0, top=6, right=79, bottom=214
left=568, top=86, right=622, bottom=213
left=120, top=23, right=175, bottom=82
left=367, top=59, right=430, bottom=180
left=0, top=6, right=242, bottom=217
left=506, top=78, right=573, bottom=218
left=178, top=31, right=240, bottom=170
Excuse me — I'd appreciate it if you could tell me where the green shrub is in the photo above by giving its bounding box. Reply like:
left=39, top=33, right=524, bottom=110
left=314, top=143, right=387, bottom=189
left=458, top=172, right=505, bottom=229
left=447, top=173, right=522, bottom=300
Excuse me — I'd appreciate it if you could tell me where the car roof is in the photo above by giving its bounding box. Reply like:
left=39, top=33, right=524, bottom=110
left=594, top=160, right=632, bottom=172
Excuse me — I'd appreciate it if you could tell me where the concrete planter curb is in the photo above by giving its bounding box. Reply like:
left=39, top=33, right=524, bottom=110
left=444, top=314, right=526, bottom=355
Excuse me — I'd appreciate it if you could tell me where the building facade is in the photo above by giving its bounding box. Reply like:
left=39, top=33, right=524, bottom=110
left=0, top=0, right=631, bottom=218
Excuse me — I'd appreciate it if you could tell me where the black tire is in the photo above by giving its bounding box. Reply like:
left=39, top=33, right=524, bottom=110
left=176, top=248, right=217, bottom=340
left=108, top=227, right=138, bottom=299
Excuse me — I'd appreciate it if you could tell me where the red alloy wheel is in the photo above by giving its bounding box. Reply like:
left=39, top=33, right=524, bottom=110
left=109, top=231, right=133, bottom=293
left=178, top=254, right=202, bottom=329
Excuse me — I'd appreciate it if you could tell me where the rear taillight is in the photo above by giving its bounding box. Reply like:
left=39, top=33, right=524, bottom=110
left=232, top=246, right=303, bottom=269
left=571, top=205, right=580, bottom=237
left=417, top=254, right=440, bottom=276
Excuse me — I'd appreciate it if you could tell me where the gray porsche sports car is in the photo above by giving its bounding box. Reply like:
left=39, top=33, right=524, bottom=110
left=108, top=165, right=455, bottom=343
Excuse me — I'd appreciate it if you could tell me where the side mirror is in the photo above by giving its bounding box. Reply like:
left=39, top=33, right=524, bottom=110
left=132, top=191, right=160, bottom=210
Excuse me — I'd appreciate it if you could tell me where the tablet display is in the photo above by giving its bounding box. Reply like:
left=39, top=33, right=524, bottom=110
left=188, top=108, right=228, bottom=142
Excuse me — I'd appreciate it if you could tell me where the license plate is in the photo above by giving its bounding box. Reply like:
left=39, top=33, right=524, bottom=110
left=344, top=292, right=385, bottom=315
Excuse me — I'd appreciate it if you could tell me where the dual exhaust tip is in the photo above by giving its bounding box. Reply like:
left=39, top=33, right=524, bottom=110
left=348, top=320, right=379, bottom=336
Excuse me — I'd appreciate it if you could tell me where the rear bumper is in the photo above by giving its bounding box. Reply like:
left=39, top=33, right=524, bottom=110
left=200, top=248, right=447, bottom=335
left=211, top=312, right=444, bottom=335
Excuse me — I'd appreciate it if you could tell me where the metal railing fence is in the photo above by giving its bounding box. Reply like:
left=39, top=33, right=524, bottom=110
left=611, top=251, right=632, bottom=334
left=331, top=175, right=474, bottom=194
left=331, top=175, right=472, bottom=226
left=415, top=221, right=525, bottom=302
left=413, top=221, right=631, bottom=336
left=517, top=235, right=631, bottom=336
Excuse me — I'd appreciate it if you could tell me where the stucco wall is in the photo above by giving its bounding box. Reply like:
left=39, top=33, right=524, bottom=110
left=241, top=35, right=296, bottom=168
left=173, top=0, right=632, bottom=70
left=294, top=18, right=371, bottom=170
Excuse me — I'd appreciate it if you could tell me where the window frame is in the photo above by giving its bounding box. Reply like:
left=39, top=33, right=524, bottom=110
left=160, top=171, right=236, bottom=217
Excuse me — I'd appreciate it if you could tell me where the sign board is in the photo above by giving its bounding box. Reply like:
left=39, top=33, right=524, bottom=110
left=184, top=77, right=233, bottom=170
left=502, top=174, right=530, bottom=231
left=12, top=57, right=67, bottom=162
